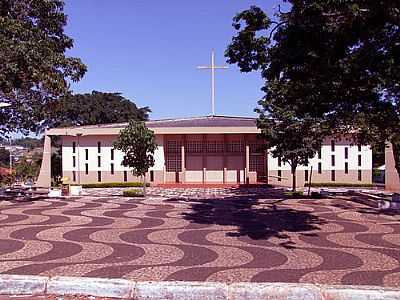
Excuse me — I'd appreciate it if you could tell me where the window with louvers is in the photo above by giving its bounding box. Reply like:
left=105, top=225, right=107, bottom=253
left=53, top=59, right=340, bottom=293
left=226, top=141, right=244, bottom=153
left=249, top=155, right=265, bottom=173
left=166, top=141, right=182, bottom=172
left=249, top=143, right=264, bottom=154
left=186, top=141, right=203, bottom=153
left=206, top=141, right=224, bottom=153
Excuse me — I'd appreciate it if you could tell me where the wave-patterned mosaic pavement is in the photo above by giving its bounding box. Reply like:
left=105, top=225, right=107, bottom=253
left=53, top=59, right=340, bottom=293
left=0, top=188, right=400, bottom=287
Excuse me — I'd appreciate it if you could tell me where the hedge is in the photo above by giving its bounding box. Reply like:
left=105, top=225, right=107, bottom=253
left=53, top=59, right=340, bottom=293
left=122, top=189, right=144, bottom=197
left=283, top=191, right=304, bottom=198
left=304, top=182, right=374, bottom=188
left=73, top=182, right=150, bottom=189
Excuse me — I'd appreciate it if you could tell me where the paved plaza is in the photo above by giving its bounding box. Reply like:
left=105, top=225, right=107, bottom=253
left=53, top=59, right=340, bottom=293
left=0, top=187, right=399, bottom=287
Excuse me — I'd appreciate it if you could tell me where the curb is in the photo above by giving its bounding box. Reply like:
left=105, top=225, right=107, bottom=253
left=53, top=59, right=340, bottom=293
left=0, top=275, right=400, bottom=299
left=135, top=281, right=227, bottom=300
left=47, top=276, right=132, bottom=298
left=228, top=283, right=323, bottom=300
left=0, top=275, right=47, bottom=296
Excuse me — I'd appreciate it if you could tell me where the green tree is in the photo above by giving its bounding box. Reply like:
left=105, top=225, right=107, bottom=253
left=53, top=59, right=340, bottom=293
left=51, top=150, right=62, bottom=184
left=15, top=157, right=40, bottom=181
left=0, top=0, right=86, bottom=136
left=0, top=147, right=10, bottom=167
left=258, top=103, right=322, bottom=191
left=113, top=120, right=157, bottom=196
left=45, top=91, right=151, bottom=128
left=226, top=5, right=324, bottom=190
left=226, top=2, right=400, bottom=183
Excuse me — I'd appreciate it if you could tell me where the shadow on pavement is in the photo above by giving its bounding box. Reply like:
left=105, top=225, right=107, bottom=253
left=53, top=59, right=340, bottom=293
left=178, top=188, right=326, bottom=247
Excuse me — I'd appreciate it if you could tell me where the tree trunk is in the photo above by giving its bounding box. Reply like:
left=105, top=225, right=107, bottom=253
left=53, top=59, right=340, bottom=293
left=307, top=166, right=313, bottom=197
left=143, top=174, right=147, bottom=198
left=291, top=165, right=297, bottom=192
left=391, top=140, right=400, bottom=184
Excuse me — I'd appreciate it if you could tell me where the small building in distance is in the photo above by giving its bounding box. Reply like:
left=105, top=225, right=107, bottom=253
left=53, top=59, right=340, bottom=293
left=37, top=115, right=373, bottom=188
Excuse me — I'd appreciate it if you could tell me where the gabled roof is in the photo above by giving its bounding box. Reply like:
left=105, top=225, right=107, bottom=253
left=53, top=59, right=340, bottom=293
left=46, top=115, right=259, bottom=136
left=147, top=115, right=257, bottom=128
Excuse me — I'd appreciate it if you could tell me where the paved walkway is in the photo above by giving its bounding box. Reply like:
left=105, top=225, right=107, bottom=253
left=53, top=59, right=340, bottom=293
left=0, top=188, right=399, bottom=287
left=0, top=296, right=114, bottom=300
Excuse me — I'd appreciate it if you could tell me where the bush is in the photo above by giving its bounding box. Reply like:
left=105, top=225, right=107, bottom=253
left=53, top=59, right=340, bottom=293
left=74, top=182, right=150, bottom=188
left=284, top=191, right=304, bottom=198
left=304, top=183, right=373, bottom=188
left=123, top=189, right=144, bottom=197
left=311, top=191, right=323, bottom=199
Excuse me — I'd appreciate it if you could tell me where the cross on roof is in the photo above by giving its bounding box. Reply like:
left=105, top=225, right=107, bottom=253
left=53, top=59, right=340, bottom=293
left=197, top=50, right=228, bottom=116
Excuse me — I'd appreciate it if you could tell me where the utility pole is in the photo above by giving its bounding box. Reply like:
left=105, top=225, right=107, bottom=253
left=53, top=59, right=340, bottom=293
left=9, top=138, right=12, bottom=174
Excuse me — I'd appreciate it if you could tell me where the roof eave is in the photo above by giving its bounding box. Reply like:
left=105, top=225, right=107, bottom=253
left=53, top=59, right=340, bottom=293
left=46, top=126, right=260, bottom=136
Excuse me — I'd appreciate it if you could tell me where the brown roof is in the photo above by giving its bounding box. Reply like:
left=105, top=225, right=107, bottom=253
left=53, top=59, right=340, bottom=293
left=52, top=115, right=257, bottom=130
left=46, top=115, right=260, bottom=136
left=147, top=115, right=257, bottom=128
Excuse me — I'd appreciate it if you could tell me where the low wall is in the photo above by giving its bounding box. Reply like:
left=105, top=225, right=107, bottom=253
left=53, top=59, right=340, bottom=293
left=1, top=275, right=399, bottom=299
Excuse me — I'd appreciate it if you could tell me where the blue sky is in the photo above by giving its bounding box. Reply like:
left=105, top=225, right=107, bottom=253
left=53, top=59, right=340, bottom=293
left=64, top=1, right=288, bottom=120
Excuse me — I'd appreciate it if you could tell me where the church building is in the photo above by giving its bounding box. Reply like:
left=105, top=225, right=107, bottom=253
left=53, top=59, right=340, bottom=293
left=37, top=115, right=373, bottom=188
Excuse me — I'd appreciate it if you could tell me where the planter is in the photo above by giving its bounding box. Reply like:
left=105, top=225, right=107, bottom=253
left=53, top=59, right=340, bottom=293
left=320, top=189, right=330, bottom=197
left=392, top=193, right=400, bottom=202
left=61, top=185, right=69, bottom=196
left=48, top=188, right=62, bottom=197
left=379, top=200, right=400, bottom=210
left=70, top=185, right=82, bottom=196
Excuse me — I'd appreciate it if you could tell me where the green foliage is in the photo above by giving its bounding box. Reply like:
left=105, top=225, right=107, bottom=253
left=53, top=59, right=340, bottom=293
left=14, top=157, right=40, bottom=181
left=257, top=105, right=323, bottom=192
left=283, top=191, right=304, bottom=198
left=0, top=147, right=10, bottom=167
left=78, top=182, right=150, bottom=188
left=0, top=173, right=14, bottom=186
left=373, top=169, right=383, bottom=178
left=0, top=0, right=86, bottom=136
left=51, top=151, right=62, bottom=182
left=122, top=189, right=144, bottom=197
left=226, top=1, right=400, bottom=183
left=311, top=191, right=323, bottom=199
left=12, top=137, right=43, bottom=149
left=114, top=120, right=157, bottom=197
left=46, top=91, right=151, bottom=128
left=227, top=5, right=326, bottom=192
left=114, top=120, right=157, bottom=177
left=50, top=136, right=62, bottom=183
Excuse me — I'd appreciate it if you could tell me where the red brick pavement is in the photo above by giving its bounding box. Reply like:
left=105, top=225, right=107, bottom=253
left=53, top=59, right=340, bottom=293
left=0, top=187, right=399, bottom=287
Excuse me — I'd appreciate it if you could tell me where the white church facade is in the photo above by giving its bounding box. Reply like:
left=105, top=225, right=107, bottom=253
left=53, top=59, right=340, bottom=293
left=37, top=115, right=373, bottom=188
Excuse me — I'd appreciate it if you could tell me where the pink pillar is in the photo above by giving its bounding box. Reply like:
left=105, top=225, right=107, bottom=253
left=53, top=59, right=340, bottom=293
left=36, top=135, right=52, bottom=188
left=202, top=134, right=206, bottom=183
left=223, top=134, right=227, bottom=183
left=386, top=143, right=400, bottom=192
left=181, top=135, right=186, bottom=183
left=245, top=142, right=250, bottom=184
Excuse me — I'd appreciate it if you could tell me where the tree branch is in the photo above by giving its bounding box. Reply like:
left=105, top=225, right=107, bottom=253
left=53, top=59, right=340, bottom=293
left=269, top=21, right=286, bottom=40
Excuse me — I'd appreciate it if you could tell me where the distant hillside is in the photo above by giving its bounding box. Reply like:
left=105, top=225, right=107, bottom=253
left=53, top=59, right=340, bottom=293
left=12, top=137, right=43, bottom=150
